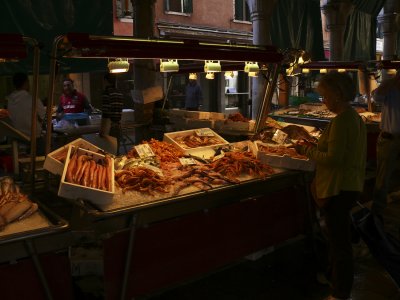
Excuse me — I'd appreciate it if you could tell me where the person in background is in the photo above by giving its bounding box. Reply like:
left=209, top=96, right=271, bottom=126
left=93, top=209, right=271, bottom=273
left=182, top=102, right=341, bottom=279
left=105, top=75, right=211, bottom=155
left=295, top=72, right=367, bottom=300
left=6, top=72, right=46, bottom=154
left=185, top=73, right=203, bottom=111
left=56, top=77, right=92, bottom=120
left=100, top=73, right=124, bottom=154
left=371, top=70, right=400, bottom=221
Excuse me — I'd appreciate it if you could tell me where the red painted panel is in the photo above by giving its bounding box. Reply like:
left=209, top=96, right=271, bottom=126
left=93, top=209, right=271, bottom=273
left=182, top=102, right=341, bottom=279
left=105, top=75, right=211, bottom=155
left=104, top=187, right=307, bottom=299
left=0, top=253, right=73, bottom=300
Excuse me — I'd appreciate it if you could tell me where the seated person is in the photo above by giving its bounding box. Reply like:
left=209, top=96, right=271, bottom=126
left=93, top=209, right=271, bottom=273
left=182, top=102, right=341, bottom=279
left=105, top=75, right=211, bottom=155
left=56, top=78, right=93, bottom=123
left=6, top=72, right=46, bottom=154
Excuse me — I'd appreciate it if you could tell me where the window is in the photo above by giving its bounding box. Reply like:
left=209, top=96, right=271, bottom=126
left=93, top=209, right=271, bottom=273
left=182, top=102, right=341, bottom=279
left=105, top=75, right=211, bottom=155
left=116, top=0, right=134, bottom=19
left=234, top=0, right=251, bottom=22
left=164, top=0, right=193, bottom=14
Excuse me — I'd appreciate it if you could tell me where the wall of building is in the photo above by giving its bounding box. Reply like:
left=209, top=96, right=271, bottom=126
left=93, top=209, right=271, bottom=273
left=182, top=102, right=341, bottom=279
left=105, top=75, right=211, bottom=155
left=113, top=0, right=134, bottom=36
left=154, top=1, right=252, bottom=32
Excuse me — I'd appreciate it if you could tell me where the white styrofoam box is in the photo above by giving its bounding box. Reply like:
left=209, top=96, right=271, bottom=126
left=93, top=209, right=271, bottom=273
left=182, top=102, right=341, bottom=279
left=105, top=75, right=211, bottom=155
left=58, top=145, right=115, bottom=209
left=186, top=119, right=214, bottom=129
left=163, top=128, right=229, bottom=159
left=254, top=141, right=315, bottom=172
left=209, top=112, right=225, bottom=120
left=44, top=138, right=104, bottom=175
left=215, top=119, right=255, bottom=131
left=184, top=110, right=210, bottom=120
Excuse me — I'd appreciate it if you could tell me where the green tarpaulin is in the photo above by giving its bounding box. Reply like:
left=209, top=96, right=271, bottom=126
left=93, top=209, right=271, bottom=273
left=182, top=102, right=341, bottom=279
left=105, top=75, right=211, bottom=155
left=270, top=0, right=325, bottom=61
left=0, top=0, right=113, bottom=74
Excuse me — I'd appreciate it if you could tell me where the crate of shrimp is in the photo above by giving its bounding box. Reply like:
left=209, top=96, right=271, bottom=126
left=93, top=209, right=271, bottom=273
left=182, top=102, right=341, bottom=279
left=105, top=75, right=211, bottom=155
left=254, top=141, right=315, bottom=172
left=58, top=145, right=114, bottom=208
left=44, top=138, right=103, bottom=176
left=163, top=128, right=228, bottom=159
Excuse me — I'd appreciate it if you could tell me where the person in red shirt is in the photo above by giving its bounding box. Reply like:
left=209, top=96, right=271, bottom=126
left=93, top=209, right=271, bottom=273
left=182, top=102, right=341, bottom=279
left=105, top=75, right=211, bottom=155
left=56, top=78, right=92, bottom=119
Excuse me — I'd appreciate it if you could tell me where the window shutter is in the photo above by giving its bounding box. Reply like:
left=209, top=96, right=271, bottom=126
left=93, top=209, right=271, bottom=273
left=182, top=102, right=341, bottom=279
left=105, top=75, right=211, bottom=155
left=235, top=0, right=244, bottom=20
left=184, top=0, right=193, bottom=13
left=164, top=0, right=169, bottom=11
left=245, top=2, right=250, bottom=21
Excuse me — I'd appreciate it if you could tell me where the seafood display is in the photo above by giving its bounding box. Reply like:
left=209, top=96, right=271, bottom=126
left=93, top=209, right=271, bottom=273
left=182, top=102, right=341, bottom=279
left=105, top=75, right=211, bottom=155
left=208, top=151, right=274, bottom=180
left=127, top=138, right=184, bottom=163
left=226, top=112, right=250, bottom=122
left=115, top=166, right=171, bottom=195
left=252, top=125, right=319, bottom=144
left=65, top=148, right=113, bottom=192
left=257, top=144, right=308, bottom=160
left=173, top=133, right=223, bottom=149
left=0, top=177, right=38, bottom=231
left=171, top=164, right=240, bottom=195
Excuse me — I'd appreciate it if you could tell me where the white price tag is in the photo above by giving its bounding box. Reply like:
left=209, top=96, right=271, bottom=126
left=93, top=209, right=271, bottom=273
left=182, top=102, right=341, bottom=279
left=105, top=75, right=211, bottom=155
left=179, top=157, right=197, bottom=166
left=195, top=128, right=215, bottom=137
left=272, top=129, right=288, bottom=145
left=134, top=144, right=155, bottom=158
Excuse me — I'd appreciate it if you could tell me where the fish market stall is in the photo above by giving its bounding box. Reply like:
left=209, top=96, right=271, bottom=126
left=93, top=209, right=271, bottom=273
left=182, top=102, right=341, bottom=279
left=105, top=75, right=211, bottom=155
left=43, top=33, right=314, bottom=300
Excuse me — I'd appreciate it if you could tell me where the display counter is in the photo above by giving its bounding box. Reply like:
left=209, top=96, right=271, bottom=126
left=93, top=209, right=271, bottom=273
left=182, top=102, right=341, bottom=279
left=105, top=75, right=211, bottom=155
left=53, top=167, right=313, bottom=299
left=269, top=111, right=380, bottom=161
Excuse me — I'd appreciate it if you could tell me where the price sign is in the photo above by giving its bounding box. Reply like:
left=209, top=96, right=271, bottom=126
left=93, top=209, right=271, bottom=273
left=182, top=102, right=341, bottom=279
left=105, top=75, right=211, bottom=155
left=272, top=129, right=288, bottom=145
left=195, top=128, right=215, bottom=137
left=135, top=144, right=155, bottom=158
left=179, top=157, right=197, bottom=166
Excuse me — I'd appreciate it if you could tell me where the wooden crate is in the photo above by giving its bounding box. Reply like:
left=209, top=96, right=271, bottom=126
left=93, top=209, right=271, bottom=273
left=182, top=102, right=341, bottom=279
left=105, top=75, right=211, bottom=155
left=44, top=138, right=103, bottom=176
left=58, top=145, right=114, bottom=209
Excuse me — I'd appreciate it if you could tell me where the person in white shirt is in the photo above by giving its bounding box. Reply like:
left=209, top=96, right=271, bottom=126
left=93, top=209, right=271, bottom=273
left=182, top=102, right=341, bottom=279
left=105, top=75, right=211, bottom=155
left=6, top=73, right=46, bottom=154
left=371, top=70, right=400, bottom=220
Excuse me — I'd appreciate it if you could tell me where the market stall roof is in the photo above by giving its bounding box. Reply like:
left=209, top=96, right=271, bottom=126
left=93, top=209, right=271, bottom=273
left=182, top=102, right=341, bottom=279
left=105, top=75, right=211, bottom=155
left=376, top=60, right=400, bottom=70
left=60, top=33, right=283, bottom=63
left=298, top=61, right=365, bottom=70
left=0, top=34, right=27, bottom=61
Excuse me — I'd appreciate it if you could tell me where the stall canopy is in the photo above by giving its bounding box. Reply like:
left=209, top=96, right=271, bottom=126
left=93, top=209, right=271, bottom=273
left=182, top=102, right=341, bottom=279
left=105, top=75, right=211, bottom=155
left=343, top=0, right=385, bottom=61
left=0, top=0, right=112, bottom=74
left=270, top=0, right=325, bottom=61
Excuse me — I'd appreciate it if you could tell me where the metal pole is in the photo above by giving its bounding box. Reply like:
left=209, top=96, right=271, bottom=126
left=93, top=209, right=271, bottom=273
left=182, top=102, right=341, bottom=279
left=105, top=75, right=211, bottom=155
left=120, top=213, right=138, bottom=300
left=25, top=239, right=54, bottom=300
left=255, top=63, right=280, bottom=133
left=23, top=37, right=40, bottom=195
left=45, top=36, right=64, bottom=155
left=162, top=75, right=173, bottom=110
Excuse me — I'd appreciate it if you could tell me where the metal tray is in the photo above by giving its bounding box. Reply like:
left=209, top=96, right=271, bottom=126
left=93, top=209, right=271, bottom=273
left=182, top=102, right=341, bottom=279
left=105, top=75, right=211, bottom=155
left=0, top=200, right=69, bottom=245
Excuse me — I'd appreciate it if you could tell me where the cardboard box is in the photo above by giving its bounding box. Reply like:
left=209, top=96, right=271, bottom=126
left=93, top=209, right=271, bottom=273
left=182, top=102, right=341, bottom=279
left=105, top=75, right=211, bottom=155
left=132, top=86, right=163, bottom=104
left=163, top=128, right=228, bottom=159
left=254, top=141, right=315, bottom=172
left=209, top=112, right=225, bottom=120
left=169, top=116, right=188, bottom=131
left=186, top=119, right=214, bottom=129
left=44, top=138, right=103, bottom=175
left=184, top=111, right=210, bottom=119
left=58, top=145, right=115, bottom=209
left=167, top=109, right=187, bottom=118
left=134, top=103, right=154, bottom=123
